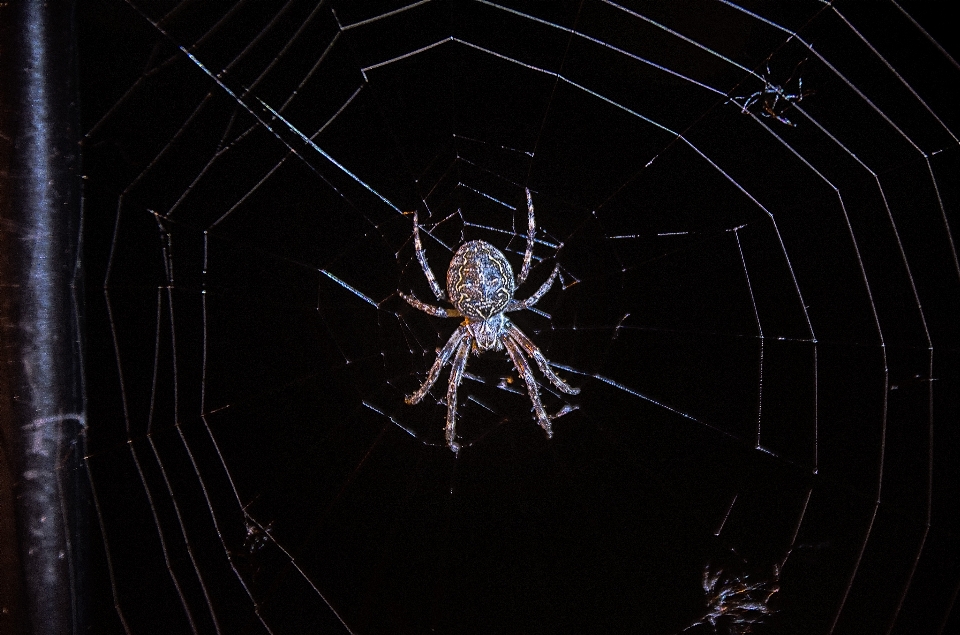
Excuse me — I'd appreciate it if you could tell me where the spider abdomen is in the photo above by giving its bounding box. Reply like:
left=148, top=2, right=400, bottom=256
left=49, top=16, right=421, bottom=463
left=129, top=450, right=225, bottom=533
left=446, top=240, right=515, bottom=320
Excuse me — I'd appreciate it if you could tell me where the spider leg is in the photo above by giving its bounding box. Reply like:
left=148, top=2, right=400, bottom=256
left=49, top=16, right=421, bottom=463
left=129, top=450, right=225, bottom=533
left=444, top=338, right=472, bottom=451
left=775, top=113, right=796, bottom=127
left=411, top=209, right=446, bottom=301
left=506, top=265, right=558, bottom=312
left=406, top=325, right=469, bottom=405
left=400, top=291, right=460, bottom=318
left=516, top=188, right=537, bottom=286
left=506, top=322, right=579, bottom=395
left=737, top=91, right=760, bottom=115
left=502, top=334, right=553, bottom=437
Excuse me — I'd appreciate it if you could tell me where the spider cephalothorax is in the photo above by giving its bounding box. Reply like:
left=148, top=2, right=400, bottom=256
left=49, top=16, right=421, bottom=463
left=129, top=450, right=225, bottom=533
left=400, top=189, right=579, bottom=451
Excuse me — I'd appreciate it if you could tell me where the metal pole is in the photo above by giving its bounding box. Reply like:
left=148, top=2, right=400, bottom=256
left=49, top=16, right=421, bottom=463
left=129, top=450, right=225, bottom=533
left=0, top=0, right=87, bottom=633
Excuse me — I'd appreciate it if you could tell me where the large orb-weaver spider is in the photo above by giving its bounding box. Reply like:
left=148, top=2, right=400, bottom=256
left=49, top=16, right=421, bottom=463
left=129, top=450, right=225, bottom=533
left=400, top=188, right=579, bottom=451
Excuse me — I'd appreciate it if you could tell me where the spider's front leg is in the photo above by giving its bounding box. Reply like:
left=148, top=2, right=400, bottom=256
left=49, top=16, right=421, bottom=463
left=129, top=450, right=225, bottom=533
left=444, top=339, right=472, bottom=451
left=506, top=266, right=559, bottom=313
left=410, top=209, right=446, bottom=302
left=507, top=323, right=579, bottom=395
left=516, top=188, right=537, bottom=285
left=502, top=335, right=553, bottom=436
left=406, top=325, right=468, bottom=405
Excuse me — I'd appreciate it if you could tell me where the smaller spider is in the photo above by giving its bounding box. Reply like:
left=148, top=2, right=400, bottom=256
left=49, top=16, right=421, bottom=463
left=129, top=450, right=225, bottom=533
left=400, top=188, right=579, bottom=451
left=685, top=564, right=779, bottom=634
left=733, top=61, right=813, bottom=127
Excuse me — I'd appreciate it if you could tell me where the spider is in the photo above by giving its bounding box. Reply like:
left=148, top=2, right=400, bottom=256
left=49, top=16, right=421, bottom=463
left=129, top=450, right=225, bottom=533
left=684, top=564, right=779, bottom=634
left=400, top=188, right=579, bottom=451
left=733, top=61, right=813, bottom=127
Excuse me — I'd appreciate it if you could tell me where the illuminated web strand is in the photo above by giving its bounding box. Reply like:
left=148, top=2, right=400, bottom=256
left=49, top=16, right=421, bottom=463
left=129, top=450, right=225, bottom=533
left=806, top=46, right=924, bottom=155
left=363, top=402, right=418, bottom=439
left=412, top=211, right=458, bottom=256
left=737, top=96, right=894, bottom=631
left=337, top=0, right=433, bottom=31
left=210, top=83, right=365, bottom=229
left=95, top=292, right=137, bottom=634
left=550, top=358, right=813, bottom=465
left=431, top=37, right=677, bottom=136
left=357, top=34, right=674, bottom=136
left=166, top=112, right=254, bottom=218
left=419, top=152, right=459, bottom=201
left=84, top=457, right=133, bottom=634
left=149, top=431, right=223, bottom=634
left=477, top=0, right=727, bottom=96
left=819, top=27, right=946, bottom=575
left=361, top=37, right=453, bottom=74
left=281, top=31, right=343, bottom=113
left=103, top=87, right=211, bottom=277
left=459, top=183, right=517, bottom=210
left=166, top=4, right=342, bottom=221
left=160, top=237, right=226, bottom=634
left=194, top=294, right=281, bottom=635
left=714, top=495, right=737, bottom=536
left=606, top=0, right=819, bottom=117
left=321, top=270, right=379, bottom=308
left=925, top=156, right=960, bottom=285
left=85, top=0, right=225, bottom=142
left=256, top=98, right=402, bottom=212
left=453, top=155, right=529, bottom=193
left=143, top=28, right=342, bottom=221
left=207, top=86, right=362, bottom=228
left=194, top=291, right=355, bottom=633
left=101, top=288, right=204, bottom=635
left=453, top=133, right=534, bottom=157
left=170, top=48, right=403, bottom=215
left=598, top=0, right=832, bottom=151
left=114, top=3, right=404, bottom=232
left=733, top=228, right=764, bottom=449
left=831, top=6, right=958, bottom=144
left=680, top=140, right=816, bottom=341
left=127, top=446, right=202, bottom=634
left=463, top=222, right=557, bottom=249
left=893, top=0, right=960, bottom=70
left=715, top=0, right=800, bottom=35
left=236, top=0, right=331, bottom=97
left=609, top=0, right=945, bottom=185
left=780, top=488, right=813, bottom=569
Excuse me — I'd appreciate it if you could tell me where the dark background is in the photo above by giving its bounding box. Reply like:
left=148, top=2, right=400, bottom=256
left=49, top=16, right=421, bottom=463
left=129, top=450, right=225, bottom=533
left=78, top=1, right=960, bottom=633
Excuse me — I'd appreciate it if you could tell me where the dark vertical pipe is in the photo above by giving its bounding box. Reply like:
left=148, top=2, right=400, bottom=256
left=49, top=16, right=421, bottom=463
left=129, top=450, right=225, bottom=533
left=0, top=0, right=87, bottom=634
